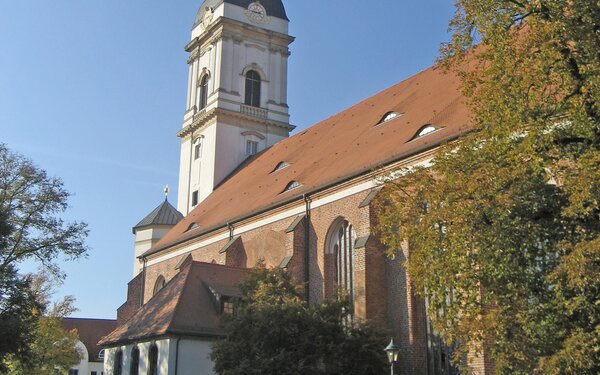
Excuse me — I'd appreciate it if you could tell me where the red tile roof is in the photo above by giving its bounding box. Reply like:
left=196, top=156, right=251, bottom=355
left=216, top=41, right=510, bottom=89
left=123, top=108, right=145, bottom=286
left=145, top=65, right=470, bottom=256
left=61, top=318, right=117, bottom=362
left=99, top=262, right=250, bottom=346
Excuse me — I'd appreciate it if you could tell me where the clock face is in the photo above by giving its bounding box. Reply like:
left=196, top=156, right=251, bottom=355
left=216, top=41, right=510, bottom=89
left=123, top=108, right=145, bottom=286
left=245, top=2, right=269, bottom=24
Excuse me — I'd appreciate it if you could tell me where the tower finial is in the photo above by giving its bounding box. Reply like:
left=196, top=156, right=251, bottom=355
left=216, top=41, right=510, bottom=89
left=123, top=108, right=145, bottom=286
left=164, top=185, right=170, bottom=200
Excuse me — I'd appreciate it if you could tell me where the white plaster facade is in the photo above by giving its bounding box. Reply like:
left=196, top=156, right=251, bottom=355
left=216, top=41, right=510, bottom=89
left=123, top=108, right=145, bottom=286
left=70, top=340, right=105, bottom=375
left=103, top=338, right=214, bottom=375
left=177, top=1, right=295, bottom=214
left=133, top=225, right=173, bottom=276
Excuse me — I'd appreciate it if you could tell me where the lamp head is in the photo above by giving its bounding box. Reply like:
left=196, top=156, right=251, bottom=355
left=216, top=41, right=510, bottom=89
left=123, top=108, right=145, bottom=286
left=384, top=338, right=400, bottom=364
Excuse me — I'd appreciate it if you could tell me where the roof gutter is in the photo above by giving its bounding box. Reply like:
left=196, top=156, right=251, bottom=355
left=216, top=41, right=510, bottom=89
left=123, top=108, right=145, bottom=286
left=140, top=132, right=467, bottom=259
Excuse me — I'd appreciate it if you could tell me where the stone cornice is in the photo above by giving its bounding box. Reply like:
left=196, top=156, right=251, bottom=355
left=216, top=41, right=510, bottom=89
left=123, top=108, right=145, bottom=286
left=185, top=17, right=294, bottom=53
left=177, top=107, right=295, bottom=139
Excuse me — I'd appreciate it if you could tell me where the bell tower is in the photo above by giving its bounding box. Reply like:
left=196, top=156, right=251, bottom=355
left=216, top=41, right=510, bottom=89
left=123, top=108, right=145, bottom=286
left=177, top=0, right=295, bottom=214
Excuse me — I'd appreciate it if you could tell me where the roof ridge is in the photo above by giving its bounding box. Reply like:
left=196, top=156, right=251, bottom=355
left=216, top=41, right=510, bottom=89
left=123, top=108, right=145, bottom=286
left=165, top=265, right=195, bottom=334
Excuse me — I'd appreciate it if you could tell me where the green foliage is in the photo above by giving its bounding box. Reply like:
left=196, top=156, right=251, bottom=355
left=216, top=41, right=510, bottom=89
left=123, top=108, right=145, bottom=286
left=3, top=274, right=81, bottom=374
left=0, top=144, right=87, bottom=370
left=0, top=143, right=88, bottom=278
left=211, top=264, right=388, bottom=375
left=375, top=1, right=599, bottom=373
left=0, top=267, right=41, bottom=373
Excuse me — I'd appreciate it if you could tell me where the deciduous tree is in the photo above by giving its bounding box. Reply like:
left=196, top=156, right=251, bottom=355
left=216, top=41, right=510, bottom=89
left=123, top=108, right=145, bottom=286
left=3, top=274, right=81, bottom=374
left=375, top=1, right=599, bottom=373
left=211, top=264, right=388, bottom=375
left=0, top=144, right=88, bottom=368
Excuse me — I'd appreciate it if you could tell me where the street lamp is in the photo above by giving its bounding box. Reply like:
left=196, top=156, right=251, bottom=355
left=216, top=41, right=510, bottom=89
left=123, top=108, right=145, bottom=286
left=384, top=338, right=400, bottom=375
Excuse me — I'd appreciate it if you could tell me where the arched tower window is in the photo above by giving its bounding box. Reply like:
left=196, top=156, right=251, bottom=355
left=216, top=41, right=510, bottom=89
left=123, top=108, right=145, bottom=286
left=130, top=347, right=140, bottom=375
left=193, top=137, right=203, bottom=160
left=244, top=70, right=261, bottom=107
left=325, top=219, right=356, bottom=301
left=114, top=349, right=123, bottom=375
left=148, top=344, right=158, bottom=375
left=153, top=276, right=166, bottom=296
left=198, top=75, right=209, bottom=110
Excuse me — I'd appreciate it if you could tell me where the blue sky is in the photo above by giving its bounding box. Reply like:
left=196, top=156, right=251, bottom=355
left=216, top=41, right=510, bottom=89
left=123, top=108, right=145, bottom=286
left=0, top=1, right=455, bottom=318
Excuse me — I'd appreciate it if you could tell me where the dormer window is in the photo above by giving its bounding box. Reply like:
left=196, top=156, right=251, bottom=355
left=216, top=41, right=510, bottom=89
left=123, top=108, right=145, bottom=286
left=413, top=124, right=439, bottom=139
left=272, top=161, right=289, bottom=173
left=282, top=181, right=302, bottom=193
left=222, top=298, right=235, bottom=315
left=376, top=111, right=403, bottom=126
left=186, top=223, right=199, bottom=232
left=207, top=284, right=237, bottom=315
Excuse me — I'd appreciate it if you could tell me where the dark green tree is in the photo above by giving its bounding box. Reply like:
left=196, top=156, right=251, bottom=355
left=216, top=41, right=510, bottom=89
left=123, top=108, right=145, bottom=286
left=211, top=264, right=388, bottom=375
left=375, top=1, right=599, bottom=373
left=4, top=274, right=81, bottom=375
left=0, top=144, right=88, bottom=369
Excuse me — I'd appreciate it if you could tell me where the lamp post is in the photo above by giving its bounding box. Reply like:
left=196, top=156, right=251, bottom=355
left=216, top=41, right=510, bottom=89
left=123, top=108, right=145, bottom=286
left=384, top=338, right=400, bottom=375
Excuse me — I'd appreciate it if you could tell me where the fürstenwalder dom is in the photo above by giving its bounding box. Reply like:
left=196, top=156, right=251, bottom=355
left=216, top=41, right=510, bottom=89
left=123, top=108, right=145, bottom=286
left=99, top=1, right=489, bottom=374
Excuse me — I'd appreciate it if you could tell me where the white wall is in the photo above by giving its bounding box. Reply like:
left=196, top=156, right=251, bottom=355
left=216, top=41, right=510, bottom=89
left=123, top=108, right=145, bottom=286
left=133, top=226, right=175, bottom=276
left=70, top=340, right=89, bottom=374
left=178, top=0, right=293, bottom=215
left=103, top=338, right=215, bottom=375
left=173, top=339, right=215, bottom=375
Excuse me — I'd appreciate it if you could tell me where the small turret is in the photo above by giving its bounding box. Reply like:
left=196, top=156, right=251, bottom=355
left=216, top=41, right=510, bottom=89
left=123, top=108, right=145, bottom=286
left=132, top=187, right=183, bottom=276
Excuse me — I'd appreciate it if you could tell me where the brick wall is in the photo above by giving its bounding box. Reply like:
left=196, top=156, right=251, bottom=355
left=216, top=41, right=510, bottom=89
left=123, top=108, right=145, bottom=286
left=124, top=185, right=492, bottom=374
left=116, top=272, right=143, bottom=324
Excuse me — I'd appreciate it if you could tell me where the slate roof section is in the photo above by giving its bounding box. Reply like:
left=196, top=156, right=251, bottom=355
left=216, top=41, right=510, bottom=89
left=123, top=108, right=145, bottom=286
left=359, top=188, right=383, bottom=208
left=279, top=255, right=293, bottom=268
left=219, top=236, right=241, bottom=254
left=195, top=0, right=288, bottom=26
left=285, top=215, right=305, bottom=233
left=144, top=65, right=470, bottom=258
left=354, top=236, right=370, bottom=249
left=61, top=318, right=117, bottom=362
left=133, top=199, right=183, bottom=234
left=99, top=262, right=250, bottom=346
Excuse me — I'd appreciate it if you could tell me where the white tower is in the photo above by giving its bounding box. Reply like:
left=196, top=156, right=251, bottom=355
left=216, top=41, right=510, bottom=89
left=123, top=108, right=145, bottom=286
left=177, top=0, right=295, bottom=214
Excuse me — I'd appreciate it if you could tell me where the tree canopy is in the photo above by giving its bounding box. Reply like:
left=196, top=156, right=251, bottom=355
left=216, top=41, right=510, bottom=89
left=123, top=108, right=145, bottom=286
left=2, top=274, right=81, bottom=374
left=375, top=1, right=599, bottom=374
left=0, top=144, right=88, bottom=277
left=0, top=144, right=88, bottom=369
left=211, top=264, right=388, bottom=375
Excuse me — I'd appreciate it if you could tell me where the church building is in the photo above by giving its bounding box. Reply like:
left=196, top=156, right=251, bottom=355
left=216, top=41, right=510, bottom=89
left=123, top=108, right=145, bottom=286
left=100, top=1, right=492, bottom=374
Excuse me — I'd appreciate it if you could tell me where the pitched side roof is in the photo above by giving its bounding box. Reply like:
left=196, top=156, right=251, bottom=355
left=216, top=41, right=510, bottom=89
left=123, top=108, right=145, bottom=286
left=99, top=262, right=250, bottom=346
left=146, top=65, right=470, bottom=256
left=61, top=318, right=117, bottom=362
left=133, top=199, right=183, bottom=233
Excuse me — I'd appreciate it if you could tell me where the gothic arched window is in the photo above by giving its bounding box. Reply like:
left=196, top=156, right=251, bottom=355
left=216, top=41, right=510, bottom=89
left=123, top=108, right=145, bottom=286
left=325, top=219, right=356, bottom=301
left=130, top=347, right=140, bottom=375
left=153, top=276, right=166, bottom=296
left=198, top=75, right=209, bottom=110
left=147, top=344, right=158, bottom=375
left=114, top=349, right=123, bottom=375
left=244, top=70, right=261, bottom=107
